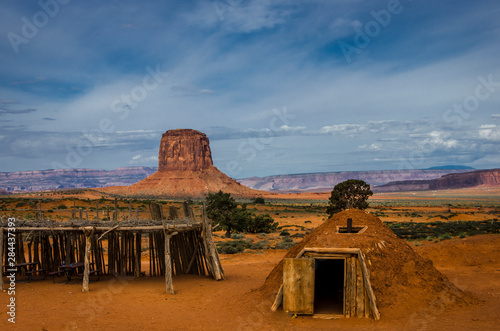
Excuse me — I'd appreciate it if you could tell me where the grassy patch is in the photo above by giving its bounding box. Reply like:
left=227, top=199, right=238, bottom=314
left=386, top=219, right=500, bottom=240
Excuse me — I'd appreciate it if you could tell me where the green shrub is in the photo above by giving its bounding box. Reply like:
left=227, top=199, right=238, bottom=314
left=253, top=197, right=265, bottom=205
left=275, top=242, right=296, bottom=249
left=247, top=214, right=279, bottom=233
left=231, top=233, right=245, bottom=239
left=440, top=233, right=452, bottom=241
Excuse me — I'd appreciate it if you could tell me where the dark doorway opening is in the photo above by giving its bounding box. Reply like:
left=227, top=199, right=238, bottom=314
left=314, top=259, right=344, bottom=315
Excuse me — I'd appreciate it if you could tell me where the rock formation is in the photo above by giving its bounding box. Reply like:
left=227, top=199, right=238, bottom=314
left=430, top=168, right=500, bottom=190
left=0, top=167, right=157, bottom=193
left=375, top=168, right=500, bottom=192
left=158, top=129, right=213, bottom=171
left=104, top=129, right=263, bottom=198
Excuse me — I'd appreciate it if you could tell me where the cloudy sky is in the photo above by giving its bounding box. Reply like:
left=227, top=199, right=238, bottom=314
left=1, top=0, right=499, bottom=179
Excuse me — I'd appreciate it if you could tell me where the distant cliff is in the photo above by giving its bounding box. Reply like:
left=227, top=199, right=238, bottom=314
left=238, top=169, right=472, bottom=192
left=0, top=167, right=157, bottom=192
left=1, top=166, right=495, bottom=194
left=374, top=169, right=500, bottom=192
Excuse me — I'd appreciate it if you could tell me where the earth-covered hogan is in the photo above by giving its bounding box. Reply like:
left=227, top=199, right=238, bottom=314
left=262, top=209, right=476, bottom=319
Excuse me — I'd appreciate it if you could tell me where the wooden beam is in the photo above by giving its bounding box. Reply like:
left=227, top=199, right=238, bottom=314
left=302, top=247, right=360, bottom=255
left=7, top=224, right=202, bottom=232
left=82, top=229, right=94, bottom=293
left=97, top=225, right=120, bottom=241
left=0, top=229, right=3, bottom=291
left=134, top=231, right=141, bottom=277
left=357, top=251, right=380, bottom=320
left=164, top=231, right=178, bottom=294
left=271, top=284, right=283, bottom=312
left=185, top=241, right=200, bottom=274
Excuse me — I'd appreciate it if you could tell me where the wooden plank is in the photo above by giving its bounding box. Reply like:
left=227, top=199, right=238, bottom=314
left=82, top=230, right=93, bottom=292
left=271, top=284, right=283, bottom=312
left=345, top=258, right=351, bottom=317
left=164, top=231, right=176, bottom=294
left=357, top=252, right=380, bottom=320
left=134, top=232, right=141, bottom=277
left=356, top=258, right=364, bottom=318
left=302, top=247, right=360, bottom=255
left=350, top=256, right=356, bottom=317
left=13, top=225, right=202, bottom=232
left=0, top=229, right=3, bottom=291
left=283, top=258, right=315, bottom=315
left=343, top=258, right=347, bottom=316
left=303, top=253, right=354, bottom=259
left=364, top=285, right=370, bottom=318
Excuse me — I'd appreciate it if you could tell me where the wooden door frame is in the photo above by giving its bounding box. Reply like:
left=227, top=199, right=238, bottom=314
left=272, top=247, right=380, bottom=320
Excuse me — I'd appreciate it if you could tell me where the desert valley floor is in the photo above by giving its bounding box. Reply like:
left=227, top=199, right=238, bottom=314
left=1, top=187, right=499, bottom=330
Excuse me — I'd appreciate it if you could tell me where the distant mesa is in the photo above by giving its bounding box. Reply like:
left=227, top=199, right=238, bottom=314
left=374, top=168, right=500, bottom=192
left=104, top=129, right=262, bottom=198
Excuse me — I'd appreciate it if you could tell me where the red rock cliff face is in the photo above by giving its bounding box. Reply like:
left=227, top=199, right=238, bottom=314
left=158, top=129, right=213, bottom=171
left=430, top=169, right=500, bottom=189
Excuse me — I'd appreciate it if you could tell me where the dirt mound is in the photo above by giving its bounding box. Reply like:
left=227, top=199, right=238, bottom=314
left=261, top=209, right=476, bottom=316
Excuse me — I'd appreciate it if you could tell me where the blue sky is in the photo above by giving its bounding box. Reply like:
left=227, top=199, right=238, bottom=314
left=1, top=0, right=499, bottom=179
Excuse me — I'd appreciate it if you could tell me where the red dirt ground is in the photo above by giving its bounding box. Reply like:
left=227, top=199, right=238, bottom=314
left=1, top=234, right=499, bottom=330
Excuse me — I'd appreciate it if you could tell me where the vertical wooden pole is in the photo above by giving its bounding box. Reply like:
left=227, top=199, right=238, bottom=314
left=134, top=232, right=141, bottom=277
left=38, top=200, right=42, bottom=220
left=129, top=200, right=132, bottom=220
left=202, top=203, right=225, bottom=280
left=79, top=208, right=83, bottom=221
left=82, top=229, right=93, bottom=292
left=96, top=202, right=99, bottom=220
left=107, top=205, right=110, bottom=220
left=164, top=231, right=176, bottom=294
left=0, top=229, right=4, bottom=291
left=114, top=198, right=118, bottom=221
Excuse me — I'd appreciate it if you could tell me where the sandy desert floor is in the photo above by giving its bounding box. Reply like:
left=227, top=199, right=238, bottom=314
left=1, top=187, right=499, bottom=330
left=1, top=233, right=499, bottom=331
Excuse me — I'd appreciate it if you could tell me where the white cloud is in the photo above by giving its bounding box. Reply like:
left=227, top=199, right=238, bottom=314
left=129, top=154, right=158, bottom=164
left=478, top=124, right=500, bottom=141
left=279, top=125, right=305, bottom=132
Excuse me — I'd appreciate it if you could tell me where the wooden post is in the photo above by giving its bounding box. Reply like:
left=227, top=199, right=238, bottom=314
left=38, top=200, right=42, bottom=219
left=135, top=209, right=139, bottom=220
left=134, top=232, right=141, bottom=277
left=0, top=229, right=4, bottom=291
left=82, top=228, right=94, bottom=292
left=357, top=251, right=380, bottom=320
left=164, top=231, right=177, bottom=294
left=114, top=198, right=118, bottom=221
left=202, top=203, right=224, bottom=280
left=79, top=208, right=83, bottom=221
left=129, top=200, right=132, bottom=220
left=271, top=284, right=283, bottom=312
left=96, top=202, right=99, bottom=220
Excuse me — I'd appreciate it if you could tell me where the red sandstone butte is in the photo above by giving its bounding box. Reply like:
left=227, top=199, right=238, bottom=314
left=158, top=129, right=213, bottom=172
left=106, top=129, right=264, bottom=198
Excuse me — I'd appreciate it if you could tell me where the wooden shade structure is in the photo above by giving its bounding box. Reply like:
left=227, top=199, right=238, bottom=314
left=0, top=204, right=224, bottom=293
